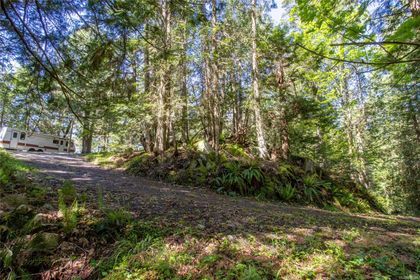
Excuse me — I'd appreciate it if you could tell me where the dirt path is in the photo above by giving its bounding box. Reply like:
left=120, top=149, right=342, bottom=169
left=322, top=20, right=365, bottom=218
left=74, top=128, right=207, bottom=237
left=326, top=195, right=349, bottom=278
left=11, top=151, right=419, bottom=238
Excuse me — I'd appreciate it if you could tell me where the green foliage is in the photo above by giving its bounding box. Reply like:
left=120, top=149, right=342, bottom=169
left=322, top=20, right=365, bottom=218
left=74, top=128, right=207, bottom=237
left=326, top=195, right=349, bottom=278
left=303, top=185, right=320, bottom=203
left=94, top=208, right=133, bottom=238
left=224, top=144, right=248, bottom=158
left=276, top=183, right=296, bottom=201
left=302, top=174, right=321, bottom=188
left=0, top=0, right=418, bottom=216
left=58, top=197, right=79, bottom=234
left=1, top=151, right=417, bottom=279
left=27, top=186, right=47, bottom=205
left=215, top=161, right=264, bottom=196
left=60, top=180, right=77, bottom=204
left=3, top=204, right=34, bottom=231
left=0, top=149, right=31, bottom=186
left=122, top=148, right=375, bottom=212
left=277, top=164, right=297, bottom=181
left=27, top=232, right=59, bottom=253
left=216, top=161, right=246, bottom=194
left=227, top=263, right=264, bottom=280
left=84, top=152, right=117, bottom=167
left=58, top=181, right=80, bottom=234
left=242, top=166, right=264, bottom=186
left=126, top=153, right=154, bottom=176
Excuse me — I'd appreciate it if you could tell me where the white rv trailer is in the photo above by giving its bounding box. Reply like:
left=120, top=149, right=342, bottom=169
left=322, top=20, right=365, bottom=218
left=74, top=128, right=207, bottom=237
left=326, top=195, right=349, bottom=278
left=0, top=127, right=75, bottom=153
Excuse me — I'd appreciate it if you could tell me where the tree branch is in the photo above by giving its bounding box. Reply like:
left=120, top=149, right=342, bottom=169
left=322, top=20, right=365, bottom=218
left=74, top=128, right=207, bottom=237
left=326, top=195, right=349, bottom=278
left=296, top=43, right=420, bottom=66
left=331, top=41, right=420, bottom=47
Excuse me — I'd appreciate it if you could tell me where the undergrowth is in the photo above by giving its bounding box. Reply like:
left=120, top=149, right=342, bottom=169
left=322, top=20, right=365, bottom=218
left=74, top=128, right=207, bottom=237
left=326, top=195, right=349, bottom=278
left=89, top=144, right=382, bottom=213
left=1, top=149, right=419, bottom=279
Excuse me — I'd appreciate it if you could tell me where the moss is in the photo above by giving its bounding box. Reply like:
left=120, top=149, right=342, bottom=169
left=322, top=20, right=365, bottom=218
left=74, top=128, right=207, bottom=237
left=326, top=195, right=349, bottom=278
left=118, top=148, right=378, bottom=213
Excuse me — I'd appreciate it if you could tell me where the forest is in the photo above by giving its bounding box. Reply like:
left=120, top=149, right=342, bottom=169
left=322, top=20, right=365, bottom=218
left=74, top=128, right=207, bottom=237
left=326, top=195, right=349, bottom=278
left=0, top=0, right=419, bottom=279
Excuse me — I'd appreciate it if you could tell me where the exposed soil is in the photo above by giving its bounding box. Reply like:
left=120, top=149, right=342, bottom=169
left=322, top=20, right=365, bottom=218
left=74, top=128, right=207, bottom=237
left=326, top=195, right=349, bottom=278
left=11, top=151, right=419, bottom=240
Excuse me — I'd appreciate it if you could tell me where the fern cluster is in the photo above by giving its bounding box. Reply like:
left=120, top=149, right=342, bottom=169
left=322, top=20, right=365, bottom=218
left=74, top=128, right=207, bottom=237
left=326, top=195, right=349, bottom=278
left=125, top=148, right=377, bottom=212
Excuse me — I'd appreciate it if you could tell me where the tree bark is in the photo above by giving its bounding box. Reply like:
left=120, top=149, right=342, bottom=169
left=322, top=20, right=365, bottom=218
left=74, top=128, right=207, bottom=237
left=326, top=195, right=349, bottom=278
left=181, top=21, right=189, bottom=144
left=408, top=96, right=420, bottom=142
left=251, top=0, right=268, bottom=158
left=0, top=92, right=7, bottom=127
left=155, top=0, right=171, bottom=154
left=81, top=112, right=93, bottom=154
left=409, top=0, right=420, bottom=16
left=279, top=106, right=289, bottom=160
left=210, top=0, right=220, bottom=151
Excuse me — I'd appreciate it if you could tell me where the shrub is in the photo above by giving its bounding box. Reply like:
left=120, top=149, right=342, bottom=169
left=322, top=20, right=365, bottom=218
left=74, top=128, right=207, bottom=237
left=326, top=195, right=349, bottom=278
left=303, top=185, right=320, bottom=203
left=224, top=143, right=248, bottom=158
left=121, top=148, right=376, bottom=212
left=302, top=174, right=321, bottom=188
left=276, top=183, right=296, bottom=201
left=242, top=166, right=264, bottom=188
left=277, top=164, right=297, bottom=180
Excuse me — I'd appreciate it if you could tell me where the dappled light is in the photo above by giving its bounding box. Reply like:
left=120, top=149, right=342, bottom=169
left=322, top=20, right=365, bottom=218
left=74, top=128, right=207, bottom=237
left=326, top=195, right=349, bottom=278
left=1, top=0, right=419, bottom=278
left=1, top=150, right=419, bottom=279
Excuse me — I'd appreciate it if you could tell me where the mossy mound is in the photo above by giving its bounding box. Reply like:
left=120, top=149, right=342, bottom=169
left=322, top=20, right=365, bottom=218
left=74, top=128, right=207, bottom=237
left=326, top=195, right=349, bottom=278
left=123, top=145, right=381, bottom=213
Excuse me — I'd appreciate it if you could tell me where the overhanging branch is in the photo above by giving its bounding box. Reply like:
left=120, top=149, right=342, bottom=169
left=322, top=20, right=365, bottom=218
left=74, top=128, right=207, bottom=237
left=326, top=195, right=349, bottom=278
left=296, top=43, right=420, bottom=66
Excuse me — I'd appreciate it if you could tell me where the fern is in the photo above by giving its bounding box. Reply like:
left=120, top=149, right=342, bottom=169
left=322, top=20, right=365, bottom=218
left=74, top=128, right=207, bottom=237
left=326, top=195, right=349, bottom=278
left=303, top=174, right=321, bottom=188
left=277, top=164, right=296, bottom=180
left=60, top=180, right=76, bottom=203
left=58, top=189, right=79, bottom=234
left=242, top=166, right=264, bottom=186
left=303, top=186, right=320, bottom=203
left=276, top=183, right=295, bottom=201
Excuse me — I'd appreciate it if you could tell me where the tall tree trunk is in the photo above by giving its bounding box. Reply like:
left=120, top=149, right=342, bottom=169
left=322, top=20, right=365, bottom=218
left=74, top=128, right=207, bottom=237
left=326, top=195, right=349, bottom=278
left=342, top=72, right=371, bottom=188
left=409, top=0, right=420, bottom=16
left=156, top=70, right=166, bottom=154
left=279, top=106, right=289, bottom=160
left=181, top=21, right=189, bottom=144
left=408, top=96, right=420, bottom=142
left=81, top=111, right=93, bottom=154
left=142, top=24, right=154, bottom=153
left=251, top=0, right=267, bottom=158
left=0, top=92, right=7, bottom=127
left=210, top=0, right=220, bottom=151
left=155, top=0, right=171, bottom=154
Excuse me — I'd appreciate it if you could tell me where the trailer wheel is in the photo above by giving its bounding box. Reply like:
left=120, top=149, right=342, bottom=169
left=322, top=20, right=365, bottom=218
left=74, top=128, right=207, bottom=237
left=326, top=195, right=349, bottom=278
left=37, top=149, right=44, bottom=152
left=28, top=148, right=35, bottom=152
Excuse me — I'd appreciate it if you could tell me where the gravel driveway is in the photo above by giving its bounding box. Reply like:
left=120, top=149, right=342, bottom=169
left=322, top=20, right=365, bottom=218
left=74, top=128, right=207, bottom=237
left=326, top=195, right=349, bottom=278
left=10, top=151, right=419, bottom=237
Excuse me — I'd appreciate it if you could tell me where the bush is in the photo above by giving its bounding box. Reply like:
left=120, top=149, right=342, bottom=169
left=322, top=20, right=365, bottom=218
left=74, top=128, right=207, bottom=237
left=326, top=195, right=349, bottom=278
left=276, top=183, right=296, bottom=201
left=121, top=148, right=375, bottom=213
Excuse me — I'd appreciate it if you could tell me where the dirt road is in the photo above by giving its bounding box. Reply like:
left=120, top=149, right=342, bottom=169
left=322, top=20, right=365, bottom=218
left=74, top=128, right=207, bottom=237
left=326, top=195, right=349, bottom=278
left=10, top=151, right=419, bottom=236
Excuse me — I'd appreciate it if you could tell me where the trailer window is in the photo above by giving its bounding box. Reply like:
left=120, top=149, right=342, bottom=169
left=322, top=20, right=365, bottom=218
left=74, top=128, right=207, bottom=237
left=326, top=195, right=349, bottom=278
left=60, top=140, right=64, bottom=145
left=53, top=139, right=59, bottom=144
left=12, top=132, right=18, bottom=138
left=20, top=133, right=26, bottom=140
